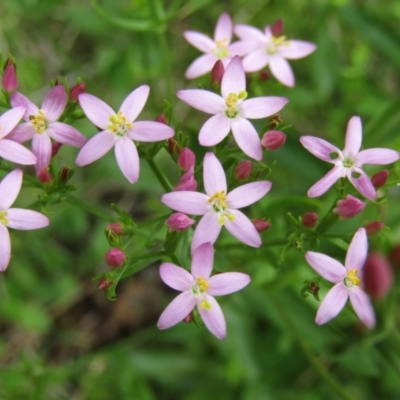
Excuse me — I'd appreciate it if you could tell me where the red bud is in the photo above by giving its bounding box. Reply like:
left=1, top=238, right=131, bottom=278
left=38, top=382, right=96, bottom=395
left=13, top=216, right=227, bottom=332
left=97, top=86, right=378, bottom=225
left=371, top=170, right=389, bottom=189
left=261, top=130, right=286, bottom=150
left=235, top=160, right=252, bottom=180
left=363, top=252, right=393, bottom=299
left=271, top=19, right=284, bottom=36
left=105, top=248, right=126, bottom=268
left=302, top=212, right=318, bottom=228
left=252, top=219, right=271, bottom=232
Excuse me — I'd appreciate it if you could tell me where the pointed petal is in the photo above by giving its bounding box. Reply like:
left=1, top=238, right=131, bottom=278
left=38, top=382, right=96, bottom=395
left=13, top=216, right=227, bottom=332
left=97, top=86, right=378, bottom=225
left=191, top=213, right=221, bottom=254
left=78, top=93, right=115, bottom=130
left=161, top=192, right=209, bottom=215
left=185, top=54, right=219, bottom=79
left=231, top=117, right=262, bottom=161
left=159, top=263, right=193, bottom=291
left=198, top=114, right=231, bottom=147
left=208, top=272, right=250, bottom=296
left=221, top=56, right=246, bottom=98
left=305, top=251, right=346, bottom=283
left=114, top=137, right=140, bottom=183
left=300, top=136, right=341, bottom=162
left=7, top=208, right=49, bottom=230
left=240, top=97, right=288, bottom=119
left=177, top=89, right=225, bottom=114
left=32, top=133, right=52, bottom=172
left=229, top=40, right=259, bottom=57
left=203, top=152, right=226, bottom=195
left=119, top=85, right=150, bottom=122
left=197, top=294, right=226, bottom=339
left=0, top=107, right=25, bottom=137
left=6, top=123, right=35, bottom=143
left=184, top=31, right=215, bottom=52
left=191, top=242, right=214, bottom=280
left=214, top=12, right=232, bottom=43
left=279, top=40, right=317, bottom=59
left=227, top=181, right=271, bottom=209
left=0, top=225, right=11, bottom=271
left=0, top=140, right=36, bottom=165
left=316, top=283, right=349, bottom=325
left=269, top=57, right=295, bottom=87
left=348, top=169, right=376, bottom=201
left=224, top=209, right=261, bottom=247
left=0, top=169, right=22, bottom=210
left=76, top=131, right=115, bottom=166
left=46, top=122, right=87, bottom=147
left=307, top=166, right=344, bottom=198
left=42, top=85, right=67, bottom=122
left=349, top=288, right=375, bottom=328
left=128, top=121, right=174, bottom=142
left=345, top=228, right=368, bottom=271
left=241, top=50, right=269, bottom=73
left=11, top=92, right=39, bottom=120
left=344, top=116, right=362, bottom=157
left=234, top=24, right=265, bottom=42
left=356, top=148, right=399, bottom=166
left=157, top=292, right=196, bottom=330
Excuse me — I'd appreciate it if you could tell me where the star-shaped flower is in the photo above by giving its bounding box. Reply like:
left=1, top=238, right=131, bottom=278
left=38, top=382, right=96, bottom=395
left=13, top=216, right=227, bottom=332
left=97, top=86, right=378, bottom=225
left=178, top=56, right=288, bottom=160
left=76, top=85, right=175, bottom=183
left=158, top=242, right=250, bottom=339
left=300, top=116, right=400, bottom=200
left=305, top=228, right=375, bottom=328
left=161, top=152, right=271, bottom=253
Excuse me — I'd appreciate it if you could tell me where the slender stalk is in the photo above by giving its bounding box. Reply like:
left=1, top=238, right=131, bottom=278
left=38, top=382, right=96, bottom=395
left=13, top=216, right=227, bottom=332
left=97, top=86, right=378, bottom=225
left=147, top=158, right=173, bottom=192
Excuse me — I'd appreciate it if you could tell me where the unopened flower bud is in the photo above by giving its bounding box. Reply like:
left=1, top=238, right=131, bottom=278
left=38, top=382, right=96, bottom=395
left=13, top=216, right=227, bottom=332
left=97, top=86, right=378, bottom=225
left=371, top=170, right=389, bottom=189
left=389, top=244, right=400, bottom=270
left=2, top=58, right=18, bottom=92
left=168, top=138, right=181, bottom=155
left=261, top=130, right=286, bottom=150
left=211, top=60, right=225, bottom=86
left=235, top=160, right=252, bottom=180
left=333, top=195, right=365, bottom=220
left=105, top=248, right=126, bottom=268
left=51, top=142, right=63, bottom=158
left=271, top=19, right=284, bottom=37
left=155, top=114, right=168, bottom=125
left=98, top=276, right=113, bottom=291
left=106, top=222, right=124, bottom=236
left=308, top=281, right=319, bottom=295
left=259, top=70, right=269, bottom=82
left=183, top=313, right=193, bottom=323
left=37, top=169, right=53, bottom=183
left=252, top=219, right=271, bottom=232
left=302, top=212, right=318, bottom=228
left=165, top=212, right=195, bottom=232
left=363, top=252, right=393, bottom=299
left=69, top=81, right=86, bottom=101
left=59, top=166, right=73, bottom=182
left=178, top=148, right=195, bottom=171
left=364, top=221, right=384, bottom=236
left=174, top=167, right=197, bottom=191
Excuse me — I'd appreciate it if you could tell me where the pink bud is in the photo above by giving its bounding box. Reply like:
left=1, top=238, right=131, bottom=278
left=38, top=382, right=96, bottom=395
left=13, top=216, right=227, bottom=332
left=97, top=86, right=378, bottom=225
left=211, top=60, right=225, bottom=86
left=51, top=142, right=63, bottom=158
left=259, top=70, right=269, bottom=82
left=363, top=252, right=393, bottom=299
left=235, top=160, right=252, bottom=180
left=106, top=222, right=124, bottom=236
left=98, top=276, right=113, bottom=290
left=174, top=167, right=197, bottom=191
left=271, top=19, right=284, bottom=37
left=155, top=114, right=168, bottom=125
left=37, top=169, right=53, bottom=183
left=105, top=248, right=126, bottom=268
left=183, top=313, right=193, bottom=323
left=371, top=170, right=389, bottom=189
left=165, top=212, right=195, bottom=232
left=178, top=148, right=195, bottom=171
left=252, top=219, right=271, bottom=232
left=261, top=130, right=286, bottom=150
left=302, top=212, right=318, bottom=228
left=364, top=221, right=384, bottom=236
left=333, top=195, right=366, bottom=219
left=2, top=58, right=18, bottom=92
left=69, top=81, right=86, bottom=101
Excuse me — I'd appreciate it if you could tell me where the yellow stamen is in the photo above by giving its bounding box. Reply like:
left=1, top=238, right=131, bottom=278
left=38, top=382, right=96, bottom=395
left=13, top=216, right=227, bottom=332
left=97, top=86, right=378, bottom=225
left=29, top=110, right=47, bottom=134
left=107, top=111, right=133, bottom=136
left=266, top=35, right=289, bottom=55
left=344, top=269, right=361, bottom=287
left=225, top=91, right=247, bottom=118
left=208, top=190, right=227, bottom=209
left=213, top=38, right=229, bottom=59
left=0, top=210, right=9, bottom=226
left=200, top=299, right=212, bottom=310
left=192, top=277, right=210, bottom=296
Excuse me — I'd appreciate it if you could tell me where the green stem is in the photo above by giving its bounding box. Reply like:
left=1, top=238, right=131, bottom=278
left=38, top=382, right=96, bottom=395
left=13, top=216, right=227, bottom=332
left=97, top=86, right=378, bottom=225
left=147, top=158, right=173, bottom=192
left=65, top=194, right=111, bottom=221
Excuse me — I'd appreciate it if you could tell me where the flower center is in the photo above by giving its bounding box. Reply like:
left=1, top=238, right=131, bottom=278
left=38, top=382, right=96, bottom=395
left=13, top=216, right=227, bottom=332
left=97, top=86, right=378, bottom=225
left=225, top=91, right=247, bottom=119
left=343, top=157, right=355, bottom=168
left=213, top=39, right=229, bottom=59
left=208, top=190, right=235, bottom=225
left=192, top=277, right=209, bottom=295
left=343, top=269, right=361, bottom=288
left=0, top=210, right=8, bottom=226
left=29, top=110, right=47, bottom=134
left=107, top=111, right=133, bottom=137
left=266, top=35, right=288, bottom=55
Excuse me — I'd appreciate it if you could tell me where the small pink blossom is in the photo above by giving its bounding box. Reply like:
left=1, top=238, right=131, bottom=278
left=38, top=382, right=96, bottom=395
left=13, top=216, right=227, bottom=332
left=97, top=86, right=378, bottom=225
left=165, top=213, right=195, bottom=232
left=173, top=167, right=198, bottom=192
left=300, top=116, right=400, bottom=200
left=157, top=242, right=250, bottom=339
left=76, top=85, right=175, bottom=183
left=162, top=152, right=271, bottom=253
left=333, top=195, right=366, bottom=220
left=178, top=56, right=288, bottom=160
left=2, top=58, right=18, bottom=92
left=305, top=228, right=375, bottom=328
left=178, top=148, right=196, bottom=171
left=0, top=169, right=50, bottom=271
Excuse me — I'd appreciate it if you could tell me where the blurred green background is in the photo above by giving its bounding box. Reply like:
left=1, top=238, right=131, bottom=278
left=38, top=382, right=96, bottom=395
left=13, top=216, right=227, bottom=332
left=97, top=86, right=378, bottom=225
left=1, top=0, right=400, bottom=399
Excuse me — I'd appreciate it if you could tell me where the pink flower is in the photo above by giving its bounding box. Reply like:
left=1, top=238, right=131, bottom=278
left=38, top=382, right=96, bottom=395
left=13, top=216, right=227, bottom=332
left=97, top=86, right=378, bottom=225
left=173, top=167, right=197, bottom=191
left=178, top=56, right=288, bottom=160
left=333, top=195, right=366, bottom=220
left=157, top=242, right=250, bottom=339
left=305, top=228, right=375, bottom=328
left=178, top=147, right=196, bottom=171
left=165, top=213, right=195, bottom=232
left=8, top=86, right=87, bottom=172
left=300, top=116, right=400, bottom=200
left=2, top=58, right=18, bottom=92
left=162, top=152, right=271, bottom=253
left=234, top=24, right=316, bottom=87
left=0, top=169, right=50, bottom=271
left=184, top=12, right=250, bottom=79
left=76, top=85, right=175, bottom=183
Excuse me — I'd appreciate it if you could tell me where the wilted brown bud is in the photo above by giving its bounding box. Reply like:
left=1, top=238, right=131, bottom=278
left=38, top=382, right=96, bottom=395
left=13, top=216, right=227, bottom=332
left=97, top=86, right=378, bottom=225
left=371, top=170, right=389, bottom=189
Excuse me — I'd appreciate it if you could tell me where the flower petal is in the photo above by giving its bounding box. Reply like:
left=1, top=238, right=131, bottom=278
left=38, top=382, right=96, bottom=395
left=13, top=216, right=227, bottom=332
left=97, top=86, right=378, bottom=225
left=221, top=56, right=246, bottom=98
left=191, top=242, right=214, bottom=280
left=234, top=24, right=265, bottom=42
left=184, top=31, right=215, bottom=53
left=344, top=228, right=368, bottom=272
left=191, top=213, right=222, bottom=254
left=42, top=85, right=67, bottom=122
left=11, top=92, right=39, bottom=120
left=198, top=114, right=231, bottom=147
left=214, top=12, right=232, bottom=43
left=343, top=116, right=362, bottom=157
left=161, top=192, right=209, bottom=215
left=241, top=50, right=269, bottom=73
left=227, top=181, right=271, bottom=209
left=114, top=137, right=140, bottom=183
left=203, top=152, right=227, bottom=195
left=0, top=169, right=22, bottom=210
left=348, top=169, right=376, bottom=201
left=119, top=85, right=150, bottom=122
left=76, top=131, right=116, bottom=166
left=356, top=148, right=400, bottom=166
left=0, top=107, right=25, bottom=137
left=0, top=140, right=36, bottom=165
left=348, top=287, right=375, bottom=328
left=224, top=209, right=261, bottom=247
left=32, top=132, right=52, bottom=172
left=208, top=272, right=250, bottom=296
left=305, top=251, right=346, bottom=283
left=279, top=40, right=317, bottom=59
left=177, top=89, right=225, bottom=114
left=157, top=291, right=196, bottom=330
left=197, top=294, right=226, bottom=339
left=300, top=136, right=341, bottom=163
left=307, top=166, right=345, bottom=198
left=46, top=122, right=87, bottom=147
left=269, top=57, right=295, bottom=87
left=231, top=117, right=262, bottom=161
left=7, top=208, right=49, bottom=230
left=159, top=263, right=193, bottom=291
left=6, top=123, right=35, bottom=143
left=316, top=283, right=349, bottom=325
left=229, top=40, right=259, bottom=57
left=240, top=96, right=288, bottom=119
left=128, top=121, right=174, bottom=142
left=78, top=93, right=115, bottom=130
left=185, top=54, right=219, bottom=79
left=0, top=225, right=11, bottom=271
